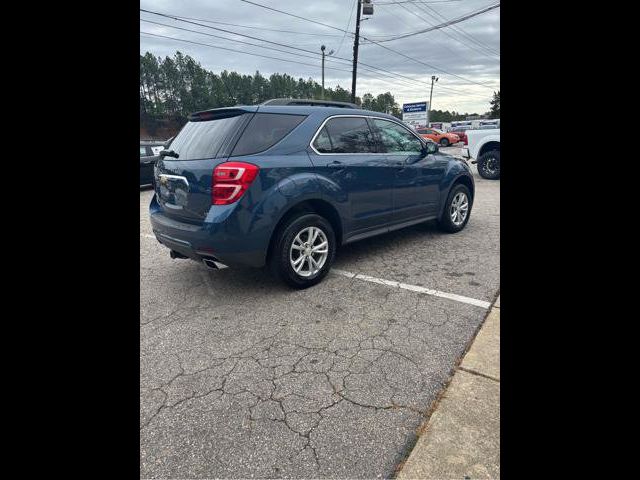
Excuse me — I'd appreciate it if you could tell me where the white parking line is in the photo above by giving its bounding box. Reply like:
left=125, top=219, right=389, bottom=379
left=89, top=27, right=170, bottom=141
left=331, top=268, right=491, bottom=309
left=139, top=233, right=490, bottom=308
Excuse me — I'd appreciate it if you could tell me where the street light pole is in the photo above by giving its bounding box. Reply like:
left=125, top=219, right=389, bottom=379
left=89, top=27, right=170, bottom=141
left=320, top=45, right=334, bottom=100
left=429, top=75, right=438, bottom=123
left=321, top=45, right=326, bottom=99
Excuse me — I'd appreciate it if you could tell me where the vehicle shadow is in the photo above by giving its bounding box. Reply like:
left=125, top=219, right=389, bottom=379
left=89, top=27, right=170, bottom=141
left=195, top=221, right=449, bottom=293
left=335, top=220, right=443, bottom=264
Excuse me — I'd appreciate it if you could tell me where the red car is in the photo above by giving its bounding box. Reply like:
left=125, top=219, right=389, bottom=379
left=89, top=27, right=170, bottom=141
left=415, top=127, right=460, bottom=147
left=449, top=128, right=468, bottom=145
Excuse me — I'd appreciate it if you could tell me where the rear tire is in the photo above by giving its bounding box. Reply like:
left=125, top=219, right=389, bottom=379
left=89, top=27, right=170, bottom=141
left=477, top=150, right=500, bottom=179
left=269, top=213, right=336, bottom=289
left=440, top=138, right=450, bottom=147
left=438, top=184, right=472, bottom=233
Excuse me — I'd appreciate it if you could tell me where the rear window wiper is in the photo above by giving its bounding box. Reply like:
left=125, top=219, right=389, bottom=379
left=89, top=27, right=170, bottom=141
left=159, top=150, right=179, bottom=159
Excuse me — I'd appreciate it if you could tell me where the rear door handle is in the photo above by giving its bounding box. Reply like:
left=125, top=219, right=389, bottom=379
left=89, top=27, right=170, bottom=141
left=327, top=161, right=345, bottom=170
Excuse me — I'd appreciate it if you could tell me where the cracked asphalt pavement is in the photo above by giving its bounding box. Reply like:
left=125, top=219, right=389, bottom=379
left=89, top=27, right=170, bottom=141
left=140, top=157, right=500, bottom=479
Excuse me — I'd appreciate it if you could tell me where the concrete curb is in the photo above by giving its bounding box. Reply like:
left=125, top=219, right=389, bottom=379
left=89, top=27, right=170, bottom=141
left=396, top=296, right=500, bottom=479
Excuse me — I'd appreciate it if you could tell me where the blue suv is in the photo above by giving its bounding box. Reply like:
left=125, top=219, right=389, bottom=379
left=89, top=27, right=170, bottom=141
left=150, top=102, right=474, bottom=288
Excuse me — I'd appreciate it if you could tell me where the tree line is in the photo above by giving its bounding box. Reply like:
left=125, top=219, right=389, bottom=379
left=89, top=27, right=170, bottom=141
left=140, top=51, right=403, bottom=129
left=140, top=51, right=495, bottom=135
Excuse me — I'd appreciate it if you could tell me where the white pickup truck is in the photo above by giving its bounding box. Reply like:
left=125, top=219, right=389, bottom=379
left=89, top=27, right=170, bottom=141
left=461, top=128, right=500, bottom=180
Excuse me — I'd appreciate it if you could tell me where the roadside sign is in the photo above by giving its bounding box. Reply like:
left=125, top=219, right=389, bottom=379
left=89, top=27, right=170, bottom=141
left=402, top=101, right=429, bottom=128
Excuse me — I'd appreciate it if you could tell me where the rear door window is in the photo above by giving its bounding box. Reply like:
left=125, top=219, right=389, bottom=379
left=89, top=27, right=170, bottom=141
left=313, top=127, right=333, bottom=153
left=231, top=113, right=306, bottom=157
left=314, top=117, right=377, bottom=153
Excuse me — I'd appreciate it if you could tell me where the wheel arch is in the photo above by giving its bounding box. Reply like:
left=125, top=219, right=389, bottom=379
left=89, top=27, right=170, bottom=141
left=478, top=141, right=500, bottom=158
left=452, top=174, right=475, bottom=201
left=265, top=198, right=344, bottom=265
left=438, top=171, right=475, bottom=220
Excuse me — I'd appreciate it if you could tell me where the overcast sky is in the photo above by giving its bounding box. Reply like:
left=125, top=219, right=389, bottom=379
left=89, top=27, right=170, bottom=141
left=140, top=0, right=500, bottom=113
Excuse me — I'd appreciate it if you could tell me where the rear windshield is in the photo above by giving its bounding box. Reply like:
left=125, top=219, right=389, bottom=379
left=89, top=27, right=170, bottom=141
left=231, top=113, right=306, bottom=157
left=168, top=113, right=247, bottom=160
left=167, top=112, right=305, bottom=160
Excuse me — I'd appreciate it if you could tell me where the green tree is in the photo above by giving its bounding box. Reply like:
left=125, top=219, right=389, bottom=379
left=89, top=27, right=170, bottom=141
left=141, top=51, right=444, bottom=134
left=489, top=90, right=500, bottom=118
left=361, top=93, right=374, bottom=111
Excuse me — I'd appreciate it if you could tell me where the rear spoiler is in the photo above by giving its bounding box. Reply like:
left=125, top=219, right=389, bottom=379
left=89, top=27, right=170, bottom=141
left=188, top=106, right=259, bottom=122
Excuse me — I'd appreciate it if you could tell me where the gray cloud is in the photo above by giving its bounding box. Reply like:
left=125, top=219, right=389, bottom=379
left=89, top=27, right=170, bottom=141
left=140, top=0, right=499, bottom=113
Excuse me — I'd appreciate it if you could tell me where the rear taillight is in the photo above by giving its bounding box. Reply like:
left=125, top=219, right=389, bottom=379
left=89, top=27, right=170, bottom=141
left=212, top=162, right=259, bottom=205
left=464, top=138, right=468, bottom=145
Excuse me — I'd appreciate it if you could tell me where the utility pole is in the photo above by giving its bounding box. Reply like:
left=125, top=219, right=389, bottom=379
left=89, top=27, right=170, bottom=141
left=351, top=1, right=374, bottom=104
left=350, top=1, right=363, bottom=104
left=429, top=75, right=438, bottom=124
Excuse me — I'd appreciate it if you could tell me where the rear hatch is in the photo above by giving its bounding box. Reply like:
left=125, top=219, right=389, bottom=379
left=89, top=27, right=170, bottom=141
left=155, top=106, right=308, bottom=224
left=154, top=107, right=257, bottom=223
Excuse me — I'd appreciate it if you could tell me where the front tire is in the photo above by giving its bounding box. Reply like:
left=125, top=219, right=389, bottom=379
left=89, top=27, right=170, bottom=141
left=269, top=213, right=336, bottom=289
left=438, top=184, right=472, bottom=233
left=440, top=138, right=450, bottom=147
left=477, top=150, right=500, bottom=179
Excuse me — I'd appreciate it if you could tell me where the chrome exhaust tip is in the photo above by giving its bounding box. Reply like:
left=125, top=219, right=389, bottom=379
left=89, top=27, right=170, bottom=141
left=202, top=258, right=228, bottom=270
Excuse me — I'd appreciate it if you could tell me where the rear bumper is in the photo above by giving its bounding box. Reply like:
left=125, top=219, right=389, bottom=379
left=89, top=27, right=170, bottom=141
left=149, top=194, right=268, bottom=268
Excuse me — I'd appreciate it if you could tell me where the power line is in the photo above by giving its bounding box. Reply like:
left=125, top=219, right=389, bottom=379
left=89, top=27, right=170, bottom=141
left=417, top=1, right=499, bottom=54
left=239, top=0, right=498, bottom=90
left=372, top=1, right=495, bottom=57
left=141, top=18, right=327, bottom=63
left=359, top=26, right=499, bottom=90
left=373, top=3, right=500, bottom=43
left=141, top=30, right=493, bottom=111
left=370, top=2, right=499, bottom=61
left=370, top=4, right=483, bottom=65
left=140, top=8, right=481, bottom=96
left=239, top=0, right=349, bottom=34
left=139, top=21, right=430, bottom=92
left=415, top=2, right=500, bottom=56
left=141, top=9, right=427, bottom=89
left=375, top=2, right=419, bottom=30
left=334, top=0, right=358, bottom=57
left=140, top=31, right=353, bottom=73
left=141, top=8, right=338, bottom=59
left=377, top=1, right=462, bottom=4
left=168, top=14, right=343, bottom=37
left=140, top=30, right=456, bottom=94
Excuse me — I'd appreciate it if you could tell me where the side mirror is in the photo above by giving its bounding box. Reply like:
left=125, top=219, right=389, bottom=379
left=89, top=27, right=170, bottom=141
left=423, top=141, right=439, bottom=155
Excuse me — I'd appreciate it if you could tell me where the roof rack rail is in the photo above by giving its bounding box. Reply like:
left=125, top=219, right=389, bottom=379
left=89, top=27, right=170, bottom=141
left=260, top=98, right=358, bottom=109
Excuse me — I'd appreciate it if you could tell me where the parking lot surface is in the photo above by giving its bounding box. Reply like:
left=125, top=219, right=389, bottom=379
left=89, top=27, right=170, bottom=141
left=140, top=155, right=499, bottom=478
